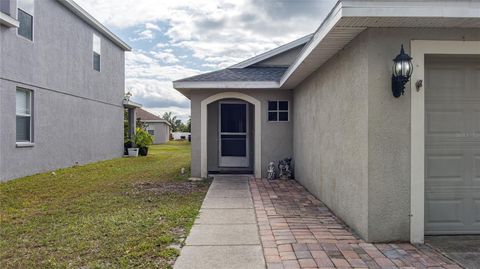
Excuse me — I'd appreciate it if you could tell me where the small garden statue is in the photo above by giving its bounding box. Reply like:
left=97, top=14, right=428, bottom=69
left=278, top=158, right=293, bottom=179
left=266, top=162, right=276, bottom=180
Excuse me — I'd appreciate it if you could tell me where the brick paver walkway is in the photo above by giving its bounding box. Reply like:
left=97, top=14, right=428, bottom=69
left=250, top=178, right=461, bottom=269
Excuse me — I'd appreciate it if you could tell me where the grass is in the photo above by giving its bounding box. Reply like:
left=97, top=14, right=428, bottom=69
left=0, top=141, right=209, bottom=269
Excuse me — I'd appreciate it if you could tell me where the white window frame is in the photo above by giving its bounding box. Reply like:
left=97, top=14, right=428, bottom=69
left=16, top=87, right=34, bottom=146
left=16, top=0, right=34, bottom=42
left=93, top=33, right=101, bottom=71
left=267, top=100, right=289, bottom=122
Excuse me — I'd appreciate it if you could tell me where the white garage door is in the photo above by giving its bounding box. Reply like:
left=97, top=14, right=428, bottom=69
left=425, top=55, right=480, bottom=235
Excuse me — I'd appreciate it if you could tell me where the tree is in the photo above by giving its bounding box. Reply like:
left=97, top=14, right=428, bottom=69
left=162, top=112, right=178, bottom=131
left=162, top=112, right=191, bottom=132
left=186, top=117, right=191, bottom=132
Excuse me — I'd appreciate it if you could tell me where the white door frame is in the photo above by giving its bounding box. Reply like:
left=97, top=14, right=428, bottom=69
left=200, top=92, right=262, bottom=178
left=218, top=101, right=250, bottom=167
left=410, top=40, right=480, bottom=244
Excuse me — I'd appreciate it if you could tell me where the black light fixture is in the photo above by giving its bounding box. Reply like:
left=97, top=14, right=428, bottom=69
left=391, top=45, right=413, bottom=98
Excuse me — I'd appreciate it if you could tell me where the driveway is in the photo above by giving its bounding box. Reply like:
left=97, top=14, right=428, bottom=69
left=175, top=176, right=462, bottom=269
left=426, top=236, right=480, bottom=269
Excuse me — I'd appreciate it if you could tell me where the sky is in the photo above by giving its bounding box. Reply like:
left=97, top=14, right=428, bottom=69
left=76, top=0, right=337, bottom=122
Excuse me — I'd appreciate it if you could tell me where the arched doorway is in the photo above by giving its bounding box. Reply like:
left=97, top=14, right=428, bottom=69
left=200, top=92, right=261, bottom=178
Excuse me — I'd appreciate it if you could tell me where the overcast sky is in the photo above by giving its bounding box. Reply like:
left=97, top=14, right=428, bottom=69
left=76, top=0, right=336, bottom=122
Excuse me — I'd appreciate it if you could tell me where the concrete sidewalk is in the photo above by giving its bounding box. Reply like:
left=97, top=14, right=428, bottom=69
left=173, top=176, right=265, bottom=269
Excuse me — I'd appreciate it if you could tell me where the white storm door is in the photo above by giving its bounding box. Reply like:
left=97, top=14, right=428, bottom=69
left=219, top=102, right=249, bottom=167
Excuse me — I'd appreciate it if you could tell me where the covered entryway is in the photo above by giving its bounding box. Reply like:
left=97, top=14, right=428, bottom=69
left=424, top=55, right=480, bottom=235
left=200, top=92, right=262, bottom=178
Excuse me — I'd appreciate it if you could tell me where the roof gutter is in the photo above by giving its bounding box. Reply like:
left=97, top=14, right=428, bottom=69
left=57, top=0, right=131, bottom=51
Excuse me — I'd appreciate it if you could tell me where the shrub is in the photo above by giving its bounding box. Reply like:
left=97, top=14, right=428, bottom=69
left=134, top=128, right=154, bottom=148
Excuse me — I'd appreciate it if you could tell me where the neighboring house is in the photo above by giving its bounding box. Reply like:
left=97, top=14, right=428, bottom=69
left=136, top=108, right=171, bottom=144
left=0, top=0, right=131, bottom=181
left=172, top=132, right=191, bottom=141
left=174, top=0, right=480, bottom=243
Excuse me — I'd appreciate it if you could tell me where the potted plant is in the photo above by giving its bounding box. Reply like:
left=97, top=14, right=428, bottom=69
left=125, top=139, right=139, bottom=157
left=134, top=128, right=153, bottom=156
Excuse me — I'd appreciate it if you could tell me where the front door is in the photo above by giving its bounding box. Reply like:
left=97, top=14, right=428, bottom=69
left=219, top=102, right=249, bottom=167
left=425, top=55, right=480, bottom=234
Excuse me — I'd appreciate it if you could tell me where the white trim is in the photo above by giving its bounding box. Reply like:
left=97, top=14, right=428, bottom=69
left=280, top=1, right=343, bottom=87
left=218, top=101, right=250, bottom=168
left=201, top=92, right=261, bottom=178
left=0, top=11, right=19, bottom=27
left=173, top=81, right=280, bottom=90
left=410, top=40, right=480, bottom=244
left=56, top=0, right=131, bottom=51
left=16, top=142, right=34, bottom=148
left=122, top=99, right=142, bottom=108
left=230, top=34, right=312, bottom=69
left=141, top=119, right=171, bottom=126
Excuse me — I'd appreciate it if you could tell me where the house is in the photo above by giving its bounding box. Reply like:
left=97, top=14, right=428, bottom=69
left=0, top=0, right=131, bottom=181
left=173, top=0, right=480, bottom=243
left=136, top=108, right=171, bottom=144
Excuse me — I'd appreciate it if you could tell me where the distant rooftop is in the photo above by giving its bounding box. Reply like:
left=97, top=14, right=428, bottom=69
left=136, top=108, right=162, bottom=121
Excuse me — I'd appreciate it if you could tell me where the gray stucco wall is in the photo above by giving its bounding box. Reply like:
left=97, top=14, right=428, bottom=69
left=293, top=27, right=480, bottom=242
left=146, top=122, right=170, bottom=144
left=190, top=89, right=293, bottom=178
left=0, top=0, right=125, bottom=181
left=254, top=46, right=304, bottom=67
left=293, top=32, right=370, bottom=239
left=365, top=28, right=480, bottom=242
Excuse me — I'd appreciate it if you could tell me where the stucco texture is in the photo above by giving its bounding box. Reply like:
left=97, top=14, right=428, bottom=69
left=0, top=0, right=125, bottom=181
left=190, top=89, right=293, bottom=178
left=146, top=122, right=170, bottom=144
left=293, top=28, right=480, bottom=242
left=293, top=32, right=370, bottom=240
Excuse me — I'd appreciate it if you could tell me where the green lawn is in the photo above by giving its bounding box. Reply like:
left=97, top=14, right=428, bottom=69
left=0, top=141, right=209, bottom=269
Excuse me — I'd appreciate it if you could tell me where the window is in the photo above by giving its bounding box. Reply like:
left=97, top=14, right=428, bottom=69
left=1, top=0, right=11, bottom=15
left=16, top=88, right=33, bottom=143
left=17, top=0, right=34, bottom=41
left=268, top=101, right=289, bottom=122
left=93, top=34, right=101, bottom=71
left=148, top=130, right=154, bottom=135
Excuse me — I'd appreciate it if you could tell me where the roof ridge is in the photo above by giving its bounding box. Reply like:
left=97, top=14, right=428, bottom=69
left=229, top=34, right=313, bottom=69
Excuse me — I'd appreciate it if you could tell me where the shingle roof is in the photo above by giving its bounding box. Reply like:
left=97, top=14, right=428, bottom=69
left=176, top=67, right=288, bottom=82
left=136, top=108, right=162, bottom=121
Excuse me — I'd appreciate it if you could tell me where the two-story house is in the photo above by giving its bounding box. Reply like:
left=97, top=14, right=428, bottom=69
left=0, top=0, right=131, bottom=181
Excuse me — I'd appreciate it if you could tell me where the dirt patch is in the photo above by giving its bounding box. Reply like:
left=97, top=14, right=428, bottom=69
left=133, top=181, right=210, bottom=195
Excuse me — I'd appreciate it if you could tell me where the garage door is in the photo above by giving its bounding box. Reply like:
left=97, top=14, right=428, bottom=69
left=425, top=55, right=480, bottom=235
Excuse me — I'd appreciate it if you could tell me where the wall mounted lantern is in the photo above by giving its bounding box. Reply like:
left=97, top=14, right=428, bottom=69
left=391, top=45, right=413, bottom=98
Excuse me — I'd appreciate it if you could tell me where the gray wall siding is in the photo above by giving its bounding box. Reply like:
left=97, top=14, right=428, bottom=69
left=0, top=0, right=125, bottom=181
left=190, top=89, right=293, bottom=178
left=293, top=32, right=370, bottom=239
left=293, top=27, right=480, bottom=242
left=254, top=46, right=304, bottom=67
left=147, top=122, right=170, bottom=144
left=365, top=28, right=480, bottom=242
